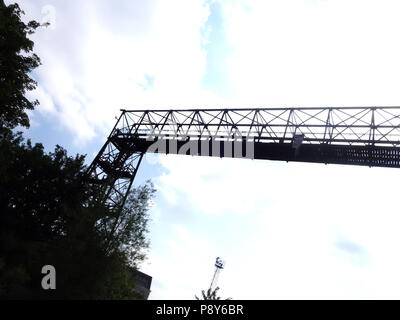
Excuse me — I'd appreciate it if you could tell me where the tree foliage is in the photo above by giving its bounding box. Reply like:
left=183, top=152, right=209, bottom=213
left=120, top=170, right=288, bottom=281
left=0, top=128, right=156, bottom=299
left=195, top=286, right=232, bottom=300
left=102, top=184, right=155, bottom=267
left=0, top=0, right=42, bottom=129
left=0, top=1, right=156, bottom=299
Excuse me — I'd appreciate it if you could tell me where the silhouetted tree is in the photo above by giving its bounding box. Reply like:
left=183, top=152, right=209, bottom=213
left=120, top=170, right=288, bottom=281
left=0, top=0, right=155, bottom=299
left=0, top=128, right=156, bottom=299
left=0, top=0, right=44, bottom=129
left=195, top=286, right=232, bottom=300
left=102, top=183, right=155, bottom=267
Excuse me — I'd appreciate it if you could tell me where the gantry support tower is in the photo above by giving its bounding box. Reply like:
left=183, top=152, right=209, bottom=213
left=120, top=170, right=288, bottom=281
left=87, top=107, right=400, bottom=208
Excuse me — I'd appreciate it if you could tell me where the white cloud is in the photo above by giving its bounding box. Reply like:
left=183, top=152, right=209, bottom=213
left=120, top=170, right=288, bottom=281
left=142, top=223, right=220, bottom=299
left=18, top=0, right=223, bottom=143
left=221, top=0, right=400, bottom=107
left=26, top=85, right=56, bottom=115
left=151, top=154, right=400, bottom=299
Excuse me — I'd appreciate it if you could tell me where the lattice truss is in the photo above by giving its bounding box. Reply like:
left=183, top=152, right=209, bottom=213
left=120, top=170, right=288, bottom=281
left=116, top=107, right=400, bottom=146
left=87, top=107, right=400, bottom=208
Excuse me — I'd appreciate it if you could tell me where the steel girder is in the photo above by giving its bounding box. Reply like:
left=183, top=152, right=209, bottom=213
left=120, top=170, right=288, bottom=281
left=87, top=107, right=400, bottom=207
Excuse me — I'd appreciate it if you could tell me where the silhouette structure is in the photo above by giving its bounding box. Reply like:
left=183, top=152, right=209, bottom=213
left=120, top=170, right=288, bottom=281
left=87, top=107, right=400, bottom=210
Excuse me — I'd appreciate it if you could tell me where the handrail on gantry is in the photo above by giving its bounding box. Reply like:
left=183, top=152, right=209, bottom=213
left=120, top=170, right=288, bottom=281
left=123, top=106, right=400, bottom=112
left=118, top=106, right=400, bottom=147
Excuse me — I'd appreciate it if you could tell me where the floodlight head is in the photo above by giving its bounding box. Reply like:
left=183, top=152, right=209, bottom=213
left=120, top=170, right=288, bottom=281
left=215, top=257, right=224, bottom=269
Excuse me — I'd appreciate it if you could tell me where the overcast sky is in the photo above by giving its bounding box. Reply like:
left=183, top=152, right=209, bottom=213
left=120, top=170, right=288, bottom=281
left=13, top=0, right=400, bottom=299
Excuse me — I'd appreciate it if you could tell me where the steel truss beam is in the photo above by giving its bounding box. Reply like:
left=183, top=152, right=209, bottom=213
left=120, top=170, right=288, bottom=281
left=87, top=107, right=400, bottom=208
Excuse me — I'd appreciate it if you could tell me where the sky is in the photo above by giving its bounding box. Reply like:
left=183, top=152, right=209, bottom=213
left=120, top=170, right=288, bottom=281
left=11, top=0, right=400, bottom=299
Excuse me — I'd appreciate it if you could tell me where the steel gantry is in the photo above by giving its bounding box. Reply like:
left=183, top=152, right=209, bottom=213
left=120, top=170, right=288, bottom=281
left=87, top=106, right=400, bottom=208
